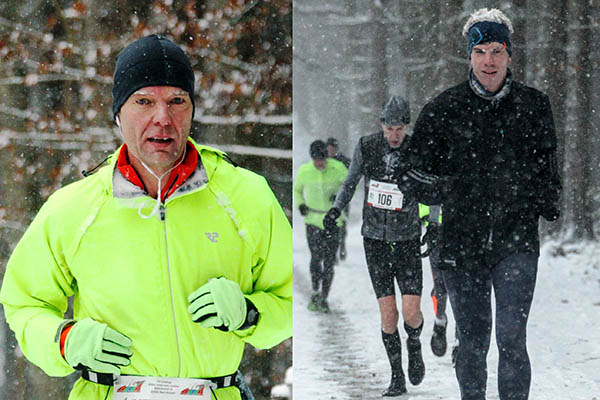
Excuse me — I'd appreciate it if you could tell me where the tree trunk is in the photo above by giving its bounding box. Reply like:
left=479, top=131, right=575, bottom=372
left=567, top=0, right=594, bottom=239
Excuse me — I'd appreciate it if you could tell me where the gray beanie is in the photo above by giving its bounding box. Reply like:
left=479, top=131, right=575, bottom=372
left=380, top=96, right=410, bottom=126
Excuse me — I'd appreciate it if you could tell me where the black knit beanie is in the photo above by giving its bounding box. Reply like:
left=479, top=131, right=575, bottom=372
left=112, top=34, right=195, bottom=119
left=310, top=140, right=327, bottom=160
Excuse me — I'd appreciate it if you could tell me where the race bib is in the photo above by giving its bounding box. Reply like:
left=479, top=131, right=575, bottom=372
left=367, top=180, right=403, bottom=211
left=113, top=375, right=216, bottom=399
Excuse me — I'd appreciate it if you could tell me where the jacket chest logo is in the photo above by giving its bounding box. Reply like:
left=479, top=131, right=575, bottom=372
left=205, top=232, right=219, bottom=243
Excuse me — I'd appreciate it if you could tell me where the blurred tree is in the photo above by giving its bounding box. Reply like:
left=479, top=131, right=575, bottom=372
left=561, top=0, right=594, bottom=240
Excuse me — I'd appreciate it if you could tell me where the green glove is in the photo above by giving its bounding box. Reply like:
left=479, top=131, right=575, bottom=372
left=64, top=318, right=133, bottom=375
left=188, top=277, right=247, bottom=331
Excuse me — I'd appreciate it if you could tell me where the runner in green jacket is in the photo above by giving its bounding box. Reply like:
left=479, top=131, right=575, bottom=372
left=0, top=35, right=291, bottom=400
left=294, top=140, right=347, bottom=312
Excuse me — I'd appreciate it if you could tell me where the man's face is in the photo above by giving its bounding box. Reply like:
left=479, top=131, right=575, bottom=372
left=382, top=124, right=409, bottom=148
left=470, top=42, right=511, bottom=93
left=118, top=86, right=193, bottom=175
left=313, top=157, right=327, bottom=170
left=326, top=144, right=337, bottom=157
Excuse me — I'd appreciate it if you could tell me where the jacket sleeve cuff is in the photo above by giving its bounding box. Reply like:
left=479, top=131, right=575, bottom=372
left=237, top=298, right=259, bottom=331
left=58, top=320, right=75, bottom=358
left=233, top=291, right=292, bottom=347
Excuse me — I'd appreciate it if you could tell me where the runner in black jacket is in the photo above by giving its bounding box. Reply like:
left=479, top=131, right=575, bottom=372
left=326, top=137, right=352, bottom=261
left=406, top=8, right=561, bottom=400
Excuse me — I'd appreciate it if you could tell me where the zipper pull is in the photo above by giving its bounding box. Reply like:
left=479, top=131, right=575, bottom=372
left=486, top=230, right=494, bottom=251
left=160, top=204, right=166, bottom=221
left=485, top=209, right=494, bottom=250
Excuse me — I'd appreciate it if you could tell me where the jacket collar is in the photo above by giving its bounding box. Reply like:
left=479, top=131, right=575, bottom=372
left=469, top=68, right=512, bottom=104
left=99, top=138, right=227, bottom=200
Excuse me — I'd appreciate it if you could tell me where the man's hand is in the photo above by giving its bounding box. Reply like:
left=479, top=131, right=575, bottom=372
left=420, top=222, right=439, bottom=258
left=323, top=207, right=341, bottom=231
left=188, top=277, right=247, bottom=331
left=64, top=318, right=132, bottom=375
left=299, top=204, right=309, bottom=216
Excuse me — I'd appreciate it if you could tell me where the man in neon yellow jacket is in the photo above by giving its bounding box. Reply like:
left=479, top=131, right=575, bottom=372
left=0, top=35, right=291, bottom=400
left=293, top=140, right=347, bottom=312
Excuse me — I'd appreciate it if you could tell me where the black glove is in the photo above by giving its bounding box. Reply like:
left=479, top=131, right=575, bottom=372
left=535, top=196, right=560, bottom=222
left=323, top=207, right=341, bottom=231
left=420, top=222, right=439, bottom=258
left=540, top=205, right=560, bottom=222
left=329, top=194, right=337, bottom=203
left=299, top=204, right=309, bottom=216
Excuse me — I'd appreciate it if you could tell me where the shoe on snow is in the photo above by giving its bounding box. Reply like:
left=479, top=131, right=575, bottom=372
left=318, top=296, right=330, bottom=313
left=307, top=293, right=321, bottom=312
left=382, top=372, right=407, bottom=397
left=407, top=338, right=425, bottom=385
left=431, top=323, right=447, bottom=357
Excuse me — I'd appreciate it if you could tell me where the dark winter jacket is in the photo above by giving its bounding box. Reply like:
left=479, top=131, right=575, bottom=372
left=407, top=79, right=561, bottom=268
left=334, top=132, right=421, bottom=242
left=331, top=152, right=351, bottom=168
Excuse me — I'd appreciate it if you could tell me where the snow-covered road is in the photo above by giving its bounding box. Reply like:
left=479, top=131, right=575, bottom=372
left=293, top=209, right=600, bottom=400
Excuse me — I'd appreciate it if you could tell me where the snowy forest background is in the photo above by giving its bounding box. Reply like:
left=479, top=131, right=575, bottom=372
left=1, top=0, right=599, bottom=398
left=0, top=0, right=291, bottom=399
left=293, top=1, right=599, bottom=398
left=294, top=0, right=599, bottom=242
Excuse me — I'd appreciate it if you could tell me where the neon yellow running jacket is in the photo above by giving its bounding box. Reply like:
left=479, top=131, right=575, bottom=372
left=293, top=158, right=347, bottom=230
left=0, top=139, right=292, bottom=400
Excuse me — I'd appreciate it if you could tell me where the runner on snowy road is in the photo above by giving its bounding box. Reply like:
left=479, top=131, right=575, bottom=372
left=406, top=9, right=562, bottom=400
left=294, top=140, right=348, bottom=313
left=324, top=96, right=440, bottom=396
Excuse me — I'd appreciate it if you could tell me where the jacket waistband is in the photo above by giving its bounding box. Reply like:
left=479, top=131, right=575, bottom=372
left=81, top=369, right=238, bottom=389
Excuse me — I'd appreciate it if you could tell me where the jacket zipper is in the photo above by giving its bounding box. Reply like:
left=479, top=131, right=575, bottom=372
left=486, top=216, right=494, bottom=251
left=486, top=127, right=504, bottom=252
left=161, top=203, right=183, bottom=377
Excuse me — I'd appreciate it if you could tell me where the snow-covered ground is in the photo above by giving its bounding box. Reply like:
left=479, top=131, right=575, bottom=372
left=293, top=200, right=600, bottom=399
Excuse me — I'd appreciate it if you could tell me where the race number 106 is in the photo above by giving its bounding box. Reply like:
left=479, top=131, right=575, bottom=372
left=367, top=180, right=403, bottom=211
left=378, top=193, right=393, bottom=207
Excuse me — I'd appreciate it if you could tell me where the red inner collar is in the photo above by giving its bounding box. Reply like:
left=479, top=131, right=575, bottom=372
left=116, top=141, right=198, bottom=202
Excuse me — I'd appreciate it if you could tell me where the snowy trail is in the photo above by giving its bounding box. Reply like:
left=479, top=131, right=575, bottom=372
left=294, top=217, right=463, bottom=399
left=293, top=210, right=600, bottom=400
left=294, top=259, right=388, bottom=399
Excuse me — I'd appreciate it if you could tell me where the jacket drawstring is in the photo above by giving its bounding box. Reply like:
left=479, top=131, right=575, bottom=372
left=137, top=146, right=187, bottom=219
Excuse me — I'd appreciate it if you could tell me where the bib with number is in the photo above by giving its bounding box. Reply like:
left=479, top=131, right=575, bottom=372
left=367, top=179, right=403, bottom=211
left=113, top=375, right=217, bottom=399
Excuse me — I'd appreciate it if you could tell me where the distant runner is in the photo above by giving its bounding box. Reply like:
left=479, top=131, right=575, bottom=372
left=419, top=204, right=459, bottom=359
left=326, top=137, right=352, bottom=261
left=324, top=96, right=440, bottom=396
left=294, top=140, right=348, bottom=312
